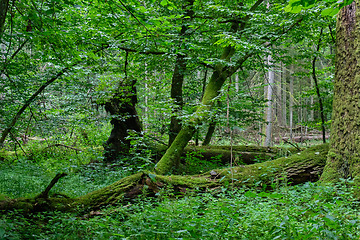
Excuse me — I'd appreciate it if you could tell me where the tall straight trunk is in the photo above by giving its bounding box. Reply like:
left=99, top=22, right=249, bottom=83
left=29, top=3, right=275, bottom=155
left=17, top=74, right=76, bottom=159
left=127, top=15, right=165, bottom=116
left=143, top=64, right=149, bottom=131
left=310, top=78, right=314, bottom=122
left=321, top=1, right=360, bottom=183
left=263, top=55, right=274, bottom=146
left=169, top=54, right=186, bottom=145
left=289, top=66, right=294, bottom=140
left=168, top=0, right=194, bottom=146
left=282, top=65, right=287, bottom=126
left=277, top=64, right=282, bottom=126
left=235, top=73, right=239, bottom=92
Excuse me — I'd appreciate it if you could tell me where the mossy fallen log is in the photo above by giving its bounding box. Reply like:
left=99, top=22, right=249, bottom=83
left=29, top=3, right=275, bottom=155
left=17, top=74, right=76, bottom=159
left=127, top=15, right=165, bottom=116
left=152, top=144, right=300, bottom=165
left=0, top=144, right=328, bottom=213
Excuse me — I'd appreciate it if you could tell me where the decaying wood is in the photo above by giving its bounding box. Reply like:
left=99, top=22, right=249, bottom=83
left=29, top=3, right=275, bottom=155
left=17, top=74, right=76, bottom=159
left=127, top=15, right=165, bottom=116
left=0, top=144, right=328, bottom=213
left=274, top=135, right=330, bottom=143
left=152, top=144, right=300, bottom=165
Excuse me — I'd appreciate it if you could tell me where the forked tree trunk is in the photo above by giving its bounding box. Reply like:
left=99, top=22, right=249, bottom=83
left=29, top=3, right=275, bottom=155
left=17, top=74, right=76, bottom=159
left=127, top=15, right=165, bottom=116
left=154, top=0, right=265, bottom=175
left=0, top=144, right=328, bottom=212
left=321, top=1, right=360, bottom=183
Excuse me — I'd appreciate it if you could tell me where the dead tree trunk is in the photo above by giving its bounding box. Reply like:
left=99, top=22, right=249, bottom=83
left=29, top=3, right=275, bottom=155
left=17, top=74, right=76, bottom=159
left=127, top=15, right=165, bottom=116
left=103, top=78, right=142, bottom=162
left=0, top=144, right=329, bottom=213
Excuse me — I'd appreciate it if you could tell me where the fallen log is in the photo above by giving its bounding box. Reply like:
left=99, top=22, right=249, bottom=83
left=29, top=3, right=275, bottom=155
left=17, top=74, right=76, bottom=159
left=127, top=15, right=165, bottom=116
left=152, top=144, right=300, bottom=166
left=274, top=135, right=330, bottom=143
left=0, top=144, right=328, bottom=213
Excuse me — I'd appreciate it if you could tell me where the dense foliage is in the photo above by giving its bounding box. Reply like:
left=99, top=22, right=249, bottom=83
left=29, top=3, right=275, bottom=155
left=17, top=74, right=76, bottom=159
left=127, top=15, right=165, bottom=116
left=1, top=0, right=355, bottom=238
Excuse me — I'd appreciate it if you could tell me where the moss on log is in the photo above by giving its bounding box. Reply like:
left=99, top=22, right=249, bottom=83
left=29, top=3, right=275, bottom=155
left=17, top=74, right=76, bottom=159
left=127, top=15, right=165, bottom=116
left=152, top=144, right=300, bottom=166
left=0, top=144, right=328, bottom=213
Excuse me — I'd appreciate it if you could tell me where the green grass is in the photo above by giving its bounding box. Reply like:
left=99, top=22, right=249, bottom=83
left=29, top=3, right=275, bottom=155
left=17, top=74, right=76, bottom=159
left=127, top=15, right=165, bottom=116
left=0, top=158, right=129, bottom=198
left=0, top=133, right=358, bottom=239
left=1, top=181, right=360, bottom=239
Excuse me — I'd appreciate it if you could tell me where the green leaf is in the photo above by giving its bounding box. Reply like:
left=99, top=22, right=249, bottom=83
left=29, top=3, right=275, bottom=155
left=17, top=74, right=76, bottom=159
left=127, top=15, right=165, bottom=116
left=291, top=5, right=303, bottom=13
left=258, top=192, right=269, bottom=197
left=269, top=193, right=283, bottom=199
left=160, top=0, right=168, bottom=6
left=245, top=191, right=257, bottom=198
left=148, top=173, right=157, bottom=182
left=321, top=7, right=340, bottom=16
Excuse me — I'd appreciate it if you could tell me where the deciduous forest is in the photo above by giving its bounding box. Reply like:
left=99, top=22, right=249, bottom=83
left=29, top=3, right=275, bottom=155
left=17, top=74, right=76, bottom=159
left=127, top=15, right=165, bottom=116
left=1, top=0, right=360, bottom=238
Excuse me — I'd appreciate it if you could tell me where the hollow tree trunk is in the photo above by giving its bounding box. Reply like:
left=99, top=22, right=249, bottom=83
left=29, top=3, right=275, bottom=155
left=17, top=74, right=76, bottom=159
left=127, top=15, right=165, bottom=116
left=103, top=79, right=142, bottom=161
left=0, top=144, right=328, bottom=212
left=321, top=1, right=360, bottom=183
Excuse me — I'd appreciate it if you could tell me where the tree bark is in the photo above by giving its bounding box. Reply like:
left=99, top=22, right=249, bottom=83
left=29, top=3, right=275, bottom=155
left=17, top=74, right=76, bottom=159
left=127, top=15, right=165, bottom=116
left=289, top=66, right=294, bottom=140
left=321, top=1, right=360, bottom=183
left=282, top=66, right=287, bottom=126
left=155, top=46, right=239, bottom=174
left=263, top=55, right=274, bottom=146
left=169, top=54, right=186, bottom=145
left=103, top=79, right=142, bottom=161
left=0, top=144, right=328, bottom=212
left=154, top=0, right=266, bottom=174
left=312, top=28, right=327, bottom=143
left=168, top=0, right=194, bottom=146
left=0, top=0, right=9, bottom=37
left=202, top=120, right=216, bottom=146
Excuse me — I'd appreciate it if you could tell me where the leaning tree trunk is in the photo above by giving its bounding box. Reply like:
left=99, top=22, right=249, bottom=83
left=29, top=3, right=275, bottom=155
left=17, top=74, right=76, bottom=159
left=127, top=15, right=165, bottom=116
left=154, top=0, right=265, bottom=175
left=321, top=1, right=360, bottom=183
left=0, top=144, right=328, bottom=212
left=103, top=79, right=142, bottom=161
left=155, top=50, right=236, bottom=174
left=203, top=120, right=217, bottom=146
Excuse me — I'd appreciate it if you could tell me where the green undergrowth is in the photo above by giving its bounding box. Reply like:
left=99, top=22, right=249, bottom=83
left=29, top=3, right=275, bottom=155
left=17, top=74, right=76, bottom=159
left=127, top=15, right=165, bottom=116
left=0, top=159, right=129, bottom=199
left=1, top=180, right=360, bottom=239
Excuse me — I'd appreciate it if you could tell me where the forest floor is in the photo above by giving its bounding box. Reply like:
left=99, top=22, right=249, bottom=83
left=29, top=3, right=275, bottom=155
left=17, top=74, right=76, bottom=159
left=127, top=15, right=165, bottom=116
left=1, top=139, right=360, bottom=239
